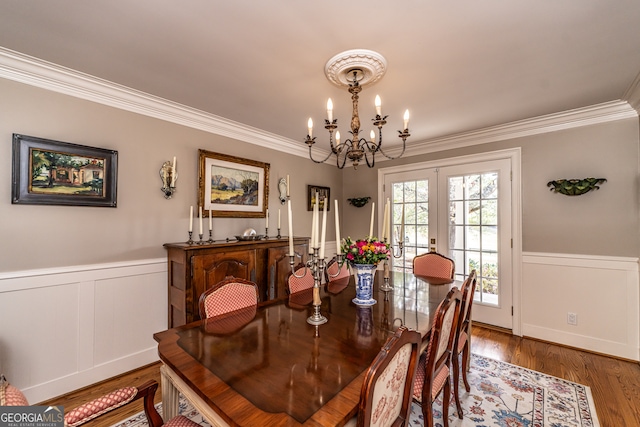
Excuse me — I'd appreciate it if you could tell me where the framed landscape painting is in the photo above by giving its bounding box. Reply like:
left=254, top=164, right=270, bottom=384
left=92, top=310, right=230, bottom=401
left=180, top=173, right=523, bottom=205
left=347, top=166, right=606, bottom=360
left=11, top=134, right=118, bottom=207
left=198, top=149, right=269, bottom=218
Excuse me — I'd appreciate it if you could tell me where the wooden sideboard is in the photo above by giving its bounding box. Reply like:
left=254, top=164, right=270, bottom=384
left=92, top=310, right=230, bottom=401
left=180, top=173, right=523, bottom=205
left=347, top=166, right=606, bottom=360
left=164, top=237, right=309, bottom=328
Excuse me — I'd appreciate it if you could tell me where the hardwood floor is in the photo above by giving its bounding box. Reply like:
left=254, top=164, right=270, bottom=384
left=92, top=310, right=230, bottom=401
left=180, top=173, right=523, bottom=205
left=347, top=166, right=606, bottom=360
left=39, top=326, right=640, bottom=427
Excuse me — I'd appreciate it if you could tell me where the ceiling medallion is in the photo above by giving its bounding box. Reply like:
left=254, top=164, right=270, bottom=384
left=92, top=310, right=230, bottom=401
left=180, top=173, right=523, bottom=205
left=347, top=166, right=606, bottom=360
left=305, top=49, right=410, bottom=169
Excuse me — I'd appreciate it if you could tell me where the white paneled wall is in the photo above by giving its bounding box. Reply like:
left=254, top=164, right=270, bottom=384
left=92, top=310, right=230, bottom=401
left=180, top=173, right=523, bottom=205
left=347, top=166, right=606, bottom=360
left=0, top=259, right=167, bottom=403
left=522, top=252, right=639, bottom=361
left=0, top=250, right=637, bottom=405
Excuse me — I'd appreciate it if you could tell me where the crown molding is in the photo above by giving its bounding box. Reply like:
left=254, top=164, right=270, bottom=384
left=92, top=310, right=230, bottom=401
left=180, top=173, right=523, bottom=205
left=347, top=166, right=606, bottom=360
left=623, top=70, right=640, bottom=113
left=0, top=47, right=317, bottom=159
left=396, top=100, right=638, bottom=159
left=0, top=46, right=635, bottom=164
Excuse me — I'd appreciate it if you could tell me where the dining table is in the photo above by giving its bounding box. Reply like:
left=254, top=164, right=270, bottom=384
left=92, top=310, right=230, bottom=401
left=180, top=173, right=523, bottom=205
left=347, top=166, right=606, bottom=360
left=153, top=269, right=460, bottom=427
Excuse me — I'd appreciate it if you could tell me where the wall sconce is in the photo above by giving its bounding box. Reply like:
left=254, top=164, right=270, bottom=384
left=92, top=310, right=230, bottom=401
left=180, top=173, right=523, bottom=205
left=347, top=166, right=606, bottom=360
left=278, top=175, right=290, bottom=204
left=347, top=197, right=370, bottom=208
left=160, top=157, right=178, bottom=199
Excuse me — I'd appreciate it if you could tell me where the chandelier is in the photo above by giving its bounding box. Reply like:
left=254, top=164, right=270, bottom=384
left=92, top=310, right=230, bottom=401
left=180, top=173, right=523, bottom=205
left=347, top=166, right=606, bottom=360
left=304, top=49, right=410, bottom=169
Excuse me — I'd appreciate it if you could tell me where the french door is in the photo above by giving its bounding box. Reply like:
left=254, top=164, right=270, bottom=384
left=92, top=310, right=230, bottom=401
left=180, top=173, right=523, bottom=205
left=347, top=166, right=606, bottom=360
left=384, top=158, right=513, bottom=329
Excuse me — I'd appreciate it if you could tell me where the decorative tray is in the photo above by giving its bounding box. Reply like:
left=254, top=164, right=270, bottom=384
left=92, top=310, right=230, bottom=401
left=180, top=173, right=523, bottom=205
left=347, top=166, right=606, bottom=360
left=235, top=235, right=265, bottom=241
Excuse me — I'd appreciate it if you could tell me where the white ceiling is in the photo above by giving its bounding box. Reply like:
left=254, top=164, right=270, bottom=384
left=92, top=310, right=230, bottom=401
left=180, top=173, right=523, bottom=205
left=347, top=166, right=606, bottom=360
left=0, top=1, right=639, bottom=154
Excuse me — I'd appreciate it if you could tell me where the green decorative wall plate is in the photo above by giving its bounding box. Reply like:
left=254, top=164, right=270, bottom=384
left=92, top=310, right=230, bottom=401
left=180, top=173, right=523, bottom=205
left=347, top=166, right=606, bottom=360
left=347, top=197, right=371, bottom=207
left=546, top=178, right=606, bottom=196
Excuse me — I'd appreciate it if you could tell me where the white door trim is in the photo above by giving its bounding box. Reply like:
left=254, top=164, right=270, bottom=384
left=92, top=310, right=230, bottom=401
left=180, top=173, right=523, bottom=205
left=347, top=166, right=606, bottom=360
left=378, top=148, right=522, bottom=336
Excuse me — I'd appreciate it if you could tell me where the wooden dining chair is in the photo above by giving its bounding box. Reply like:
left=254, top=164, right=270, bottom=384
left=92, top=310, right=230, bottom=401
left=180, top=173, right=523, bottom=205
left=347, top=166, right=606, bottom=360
left=324, top=256, right=350, bottom=283
left=452, top=269, right=478, bottom=417
left=412, top=287, right=463, bottom=427
left=198, top=276, right=259, bottom=319
left=0, top=376, right=198, bottom=427
left=412, top=251, right=455, bottom=279
left=347, top=326, right=421, bottom=427
left=287, top=263, right=314, bottom=294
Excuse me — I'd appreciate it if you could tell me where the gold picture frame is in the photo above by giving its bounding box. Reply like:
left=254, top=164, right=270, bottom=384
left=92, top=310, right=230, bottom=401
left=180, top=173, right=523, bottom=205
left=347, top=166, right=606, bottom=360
left=198, top=149, right=269, bottom=218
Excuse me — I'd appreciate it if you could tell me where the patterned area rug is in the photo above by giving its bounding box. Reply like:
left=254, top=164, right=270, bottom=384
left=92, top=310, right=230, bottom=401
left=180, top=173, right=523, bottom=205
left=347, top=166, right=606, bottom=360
left=408, top=354, right=600, bottom=427
left=111, top=354, right=599, bottom=427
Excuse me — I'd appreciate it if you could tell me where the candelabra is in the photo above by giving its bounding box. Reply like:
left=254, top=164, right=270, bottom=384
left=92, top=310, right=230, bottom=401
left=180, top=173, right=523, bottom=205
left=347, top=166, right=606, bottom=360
left=380, top=237, right=404, bottom=291
left=290, top=251, right=345, bottom=325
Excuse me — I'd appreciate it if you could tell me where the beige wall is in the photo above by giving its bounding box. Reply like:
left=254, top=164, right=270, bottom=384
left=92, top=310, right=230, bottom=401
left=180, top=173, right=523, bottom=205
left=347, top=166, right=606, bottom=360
left=341, top=117, right=640, bottom=257
left=0, top=78, right=341, bottom=272
left=1, top=76, right=638, bottom=274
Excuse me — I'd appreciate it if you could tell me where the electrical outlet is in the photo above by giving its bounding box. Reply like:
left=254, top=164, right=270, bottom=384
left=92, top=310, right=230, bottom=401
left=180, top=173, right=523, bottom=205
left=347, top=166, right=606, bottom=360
left=567, top=312, right=578, bottom=326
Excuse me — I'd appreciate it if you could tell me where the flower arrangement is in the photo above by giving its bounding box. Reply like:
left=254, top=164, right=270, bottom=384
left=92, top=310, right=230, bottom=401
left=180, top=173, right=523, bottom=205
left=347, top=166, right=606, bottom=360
left=341, top=236, right=390, bottom=265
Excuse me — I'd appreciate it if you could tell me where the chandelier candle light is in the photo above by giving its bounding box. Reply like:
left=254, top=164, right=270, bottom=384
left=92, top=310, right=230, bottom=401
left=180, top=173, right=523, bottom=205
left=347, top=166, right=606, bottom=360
left=305, top=49, right=411, bottom=169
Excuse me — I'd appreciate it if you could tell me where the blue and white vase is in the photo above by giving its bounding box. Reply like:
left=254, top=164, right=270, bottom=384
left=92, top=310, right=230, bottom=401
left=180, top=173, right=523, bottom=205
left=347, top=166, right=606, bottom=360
left=352, top=263, right=377, bottom=306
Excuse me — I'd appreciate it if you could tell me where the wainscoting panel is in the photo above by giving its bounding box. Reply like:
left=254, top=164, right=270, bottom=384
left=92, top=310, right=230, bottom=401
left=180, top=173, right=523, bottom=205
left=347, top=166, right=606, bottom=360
left=0, top=259, right=167, bottom=403
left=522, top=252, right=639, bottom=361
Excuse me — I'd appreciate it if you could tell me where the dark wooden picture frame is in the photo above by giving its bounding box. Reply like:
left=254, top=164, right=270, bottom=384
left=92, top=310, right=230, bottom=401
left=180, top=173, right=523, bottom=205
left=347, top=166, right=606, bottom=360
left=307, top=185, right=330, bottom=211
left=11, top=134, right=118, bottom=207
left=199, top=149, right=270, bottom=218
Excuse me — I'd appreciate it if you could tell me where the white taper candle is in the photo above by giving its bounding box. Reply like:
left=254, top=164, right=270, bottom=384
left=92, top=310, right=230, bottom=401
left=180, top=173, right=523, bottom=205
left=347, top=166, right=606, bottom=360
left=334, top=199, right=341, bottom=256
left=320, top=197, right=327, bottom=259
left=288, top=200, right=294, bottom=255
left=369, top=202, right=375, bottom=238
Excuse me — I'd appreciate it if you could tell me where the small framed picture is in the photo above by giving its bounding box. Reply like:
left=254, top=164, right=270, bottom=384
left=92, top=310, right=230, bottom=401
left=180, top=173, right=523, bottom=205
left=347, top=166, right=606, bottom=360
left=307, top=185, right=330, bottom=211
left=199, top=149, right=270, bottom=218
left=11, top=134, right=118, bottom=207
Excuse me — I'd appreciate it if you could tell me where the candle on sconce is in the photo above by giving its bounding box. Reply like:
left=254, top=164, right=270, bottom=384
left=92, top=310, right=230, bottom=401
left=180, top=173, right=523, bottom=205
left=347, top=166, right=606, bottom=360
left=199, top=206, right=203, bottom=235
left=265, top=209, right=269, bottom=228
left=375, top=95, right=382, bottom=116
left=370, top=130, right=375, bottom=143
left=287, top=200, right=294, bottom=255
left=189, top=205, right=193, bottom=232
left=369, top=202, right=375, bottom=238
left=286, top=175, right=290, bottom=197
left=171, top=156, right=176, bottom=186
left=209, top=209, right=212, bottom=232
left=319, top=197, right=327, bottom=260
left=334, top=199, right=341, bottom=257
left=335, top=130, right=341, bottom=145
left=403, top=109, right=410, bottom=130
left=327, top=98, right=333, bottom=122
left=307, top=118, right=313, bottom=138
left=278, top=209, right=281, bottom=229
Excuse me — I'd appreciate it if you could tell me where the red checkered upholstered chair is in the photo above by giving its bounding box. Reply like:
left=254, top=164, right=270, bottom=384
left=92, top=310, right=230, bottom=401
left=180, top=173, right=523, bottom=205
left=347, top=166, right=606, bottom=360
left=412, top=288, right=463, bottom=427
left=198, top=276, right=259, bottom=319
left=0, top=376, right=198, bottom=427
left=452, top=269, right=477, bottom=418
left=348, top=326, right=421, bottom=427
left=412, top=252, right=455, bottom=280
left=324, top=257, right=350, bottom=283
left=287, top=263, right=314, bottom=294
